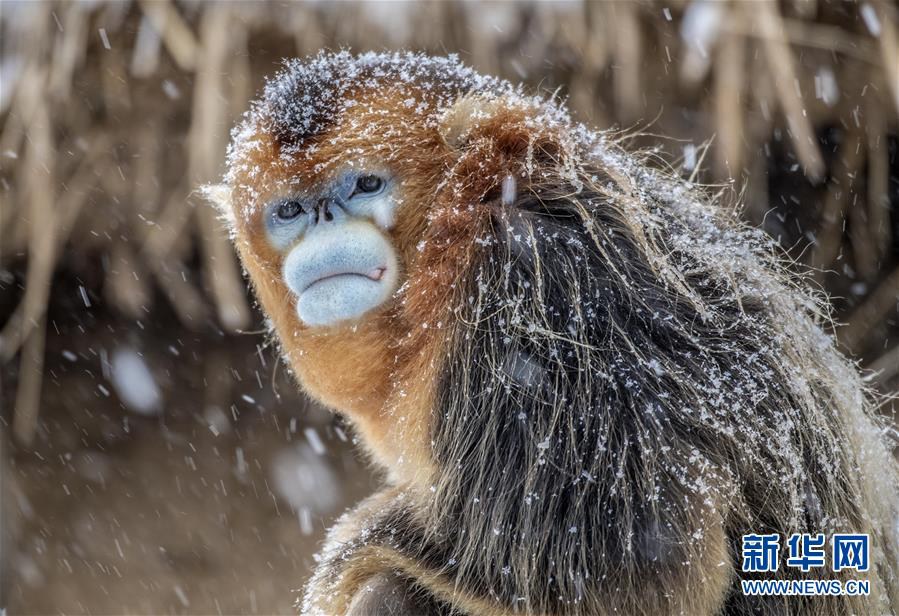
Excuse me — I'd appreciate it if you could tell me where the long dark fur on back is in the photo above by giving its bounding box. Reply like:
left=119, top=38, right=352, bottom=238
left=423, top=152, right=899, bottom=613
left=304, top=137, right=899, bottom=614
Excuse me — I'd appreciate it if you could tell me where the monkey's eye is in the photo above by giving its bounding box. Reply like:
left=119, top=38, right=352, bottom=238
left=274, top=200, right=304, bottom=222
left=354, top=175, right=384, bottom=195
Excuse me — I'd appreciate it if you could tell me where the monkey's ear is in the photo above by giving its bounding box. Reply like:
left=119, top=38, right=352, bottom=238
left=199, top=183, right=237, bottom=229
left=438, top=95, right=504, bottom=150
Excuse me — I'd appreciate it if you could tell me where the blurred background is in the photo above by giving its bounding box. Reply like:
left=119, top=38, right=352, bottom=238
left=1, top=0, right=897, bottom=613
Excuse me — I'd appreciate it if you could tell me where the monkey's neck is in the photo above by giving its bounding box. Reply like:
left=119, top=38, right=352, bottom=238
left=290, top=321, right=392, bottom=415
left=288, top=318, right=437, bottom=485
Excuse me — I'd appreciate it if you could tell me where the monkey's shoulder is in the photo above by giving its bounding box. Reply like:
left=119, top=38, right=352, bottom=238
left=302, top=490, right=454, bottom=615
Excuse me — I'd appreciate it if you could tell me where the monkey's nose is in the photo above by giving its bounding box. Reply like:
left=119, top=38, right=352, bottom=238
left=311, top=198, right=344, bottom=225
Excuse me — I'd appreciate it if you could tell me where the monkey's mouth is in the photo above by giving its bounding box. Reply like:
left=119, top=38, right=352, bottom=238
left=302, top=267, right=387, bottom=292
left=282, top=225, right=399, bottom=328
left=293, top=263, right=396, bottom=327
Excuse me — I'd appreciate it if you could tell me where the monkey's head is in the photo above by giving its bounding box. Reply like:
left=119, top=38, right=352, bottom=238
left=209, top=52, right=575, bottom=478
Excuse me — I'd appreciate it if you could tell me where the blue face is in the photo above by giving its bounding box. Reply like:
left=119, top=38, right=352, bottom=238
left=265, top=170, right=401, bottom=328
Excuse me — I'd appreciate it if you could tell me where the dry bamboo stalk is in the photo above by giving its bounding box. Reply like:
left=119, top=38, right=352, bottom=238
left=808, top=129, right=865, bottom=277
left=100, top=46, right=132, bottom=115
left=133, top=124, right=162, bottom=219
left=9, top=99, right=55, bottom=444
left=0, top=212, right=29, bottom=258
left=680, top=0, right=724, bottom=86
left=0, top=166, right=22, bottom=249
left=569, top=1, right=607, bottom=123
left=138, top=188, right=198, bottom=293
left=130, top=14, right=163, bottom=78
left=203, top=350, right=232, bottom=415
left=0, top=136, right=108, bottom=361
left=866, top=92, right=891, bottom=264
left=747, top=37, right=776, bottom=139
left=141, top=189, right=194, bottom=264
left=465, top=3, right=500, bottom=80
left=866, top=341, right=899, bottom=384
left=849, top=178, right=878, bottom=282
left=722, top=17, right=880, bottom=64
left=292, top=4, right=326, bottom=57
left=741, top=140, right=771, bottom=226
left=1, top=94, right=56, bottom=363
left=107, top=125, right=159, bottom=318
left=783, top=18, right=880, bottom=62
left=838, top=264, right=899, bottom=353
left=714, top=33, right=744, bottom=178
left=569, top=79, right=604, bottom=126
left=12, top=309, right=46, bottom=446
left=100, top=0, right=130, bottom=32
left=874, top=1, right=899, bottom=116
left=437, top=0, right=469, bottom=53
left=555, top=3, right=589, bottom=57
left=5, top=2, right=51, bottom=82
left=227, top=24, right=252, bottom=121
left=149, top=257, right=210, bottom=326
left=0, top=62, right=44, bottom=160
left=612, top=2, right=643, bottom=123
left=333, top=2, right=362, bottom=48
left=49, top=3, right=88, bottom=100
left=105, top=241, right=152, bottom=318
left=412, top=3, right=447, bottom=53
left=196, top=203, right=252, bottom=330
left=189, top=7, right=251, bottom=332
left=136, top=0, right=198, bottom=72
left=583, top=1, right=610, bottom=75
left=138, top=193, right=209, bottom=327
left=792, top=0, right=818, bottom=19
left=0, top=206, right=29, bottom=258
left=188, top=5, right=229, bottom=189
left=753, top=0, right=825, bottom=180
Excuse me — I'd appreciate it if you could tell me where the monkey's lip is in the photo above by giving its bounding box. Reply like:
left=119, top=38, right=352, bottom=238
left=301, top=267, right=387, bottom=292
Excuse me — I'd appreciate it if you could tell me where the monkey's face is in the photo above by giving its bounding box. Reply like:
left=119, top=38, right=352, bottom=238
left=263, top=169, right=400, bottom=327
left=222, top=84, right=449, bottom=340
